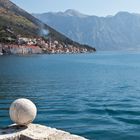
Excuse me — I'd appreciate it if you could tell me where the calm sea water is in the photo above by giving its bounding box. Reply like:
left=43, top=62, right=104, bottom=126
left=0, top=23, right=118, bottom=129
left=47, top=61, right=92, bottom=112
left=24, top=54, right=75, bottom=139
left=1, top=52, right=140, bottom=140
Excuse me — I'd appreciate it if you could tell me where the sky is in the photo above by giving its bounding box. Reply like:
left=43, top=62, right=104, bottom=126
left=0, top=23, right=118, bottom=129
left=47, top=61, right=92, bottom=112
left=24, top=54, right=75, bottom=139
left=11, top=0, right=140, bottom=16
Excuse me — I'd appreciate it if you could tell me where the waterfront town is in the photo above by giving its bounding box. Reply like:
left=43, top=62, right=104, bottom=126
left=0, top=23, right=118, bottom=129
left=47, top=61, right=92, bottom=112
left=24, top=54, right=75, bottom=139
left=0, top=36, right=94, bottom=55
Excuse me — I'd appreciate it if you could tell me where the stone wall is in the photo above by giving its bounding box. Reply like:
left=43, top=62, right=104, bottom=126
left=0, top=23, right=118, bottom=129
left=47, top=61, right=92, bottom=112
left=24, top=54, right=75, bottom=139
left=0, top=124, right=88, bottom=140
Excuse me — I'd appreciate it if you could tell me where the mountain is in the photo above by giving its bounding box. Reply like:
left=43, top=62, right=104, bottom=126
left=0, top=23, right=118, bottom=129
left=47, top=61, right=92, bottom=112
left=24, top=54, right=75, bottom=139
left=33, top=10, right=140, bottom=51
left=0, top=0, right=95, bottom=54
left=51, top=9, right=88, bottom=18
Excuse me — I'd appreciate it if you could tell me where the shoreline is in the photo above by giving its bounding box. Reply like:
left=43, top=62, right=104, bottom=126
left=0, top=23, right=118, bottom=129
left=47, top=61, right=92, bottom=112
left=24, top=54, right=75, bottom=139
left=0, top=39, right=96, bottom=56
left=0, top=51, right=94, bottom=56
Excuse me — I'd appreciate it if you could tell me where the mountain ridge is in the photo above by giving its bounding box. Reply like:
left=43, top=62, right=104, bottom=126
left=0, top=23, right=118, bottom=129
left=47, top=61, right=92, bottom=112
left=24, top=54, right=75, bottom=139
left=33, top=9, right=140, bottom=50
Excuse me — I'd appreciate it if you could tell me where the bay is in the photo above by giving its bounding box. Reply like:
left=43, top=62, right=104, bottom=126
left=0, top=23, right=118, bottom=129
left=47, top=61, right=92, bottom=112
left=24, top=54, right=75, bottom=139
left=0, top=52, right=140, bottom=140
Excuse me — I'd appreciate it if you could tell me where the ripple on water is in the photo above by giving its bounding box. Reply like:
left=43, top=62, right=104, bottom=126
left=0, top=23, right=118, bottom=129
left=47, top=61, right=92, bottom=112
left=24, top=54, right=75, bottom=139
left=1, top=53, right=140, bottom=140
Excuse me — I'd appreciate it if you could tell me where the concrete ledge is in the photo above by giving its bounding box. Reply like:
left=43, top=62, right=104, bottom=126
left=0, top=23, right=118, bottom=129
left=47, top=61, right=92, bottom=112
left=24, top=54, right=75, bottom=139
left=0, top=124, right=88, bottom=140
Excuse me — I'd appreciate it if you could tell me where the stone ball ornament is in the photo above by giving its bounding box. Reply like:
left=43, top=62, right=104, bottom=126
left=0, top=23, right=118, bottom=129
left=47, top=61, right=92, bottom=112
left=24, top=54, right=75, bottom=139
left=9, top=98, right=37, bottom=125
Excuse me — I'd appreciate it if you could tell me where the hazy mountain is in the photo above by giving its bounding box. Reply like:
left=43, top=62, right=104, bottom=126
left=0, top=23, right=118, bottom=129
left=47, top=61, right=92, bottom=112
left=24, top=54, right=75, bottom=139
left=33, top=10, right=140, bottom=50
left=0, top=0, right=95, bottom=51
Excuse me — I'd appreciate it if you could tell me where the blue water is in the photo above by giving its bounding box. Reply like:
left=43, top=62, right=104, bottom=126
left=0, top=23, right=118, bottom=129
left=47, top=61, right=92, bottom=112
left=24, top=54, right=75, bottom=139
left=1, top=52, right=140, bottom=140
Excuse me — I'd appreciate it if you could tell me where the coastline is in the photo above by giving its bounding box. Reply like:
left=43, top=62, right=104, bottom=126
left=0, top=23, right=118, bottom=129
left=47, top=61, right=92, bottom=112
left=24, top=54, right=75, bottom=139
left=0, top=43, right=95, bottom=56
left=0, top=36, right=96, bottom=56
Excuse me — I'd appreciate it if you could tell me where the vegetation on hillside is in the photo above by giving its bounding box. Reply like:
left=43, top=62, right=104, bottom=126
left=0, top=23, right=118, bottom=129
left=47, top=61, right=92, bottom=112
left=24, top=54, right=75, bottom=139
left=0, top=0, right=96, bottom=52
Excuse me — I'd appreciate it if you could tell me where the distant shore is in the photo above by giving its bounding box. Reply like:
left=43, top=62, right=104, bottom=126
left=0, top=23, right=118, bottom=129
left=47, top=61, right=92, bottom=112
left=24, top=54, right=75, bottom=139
left=0, top=44, right=95, bottom=55
left=0, top=36, right=96, bottom=55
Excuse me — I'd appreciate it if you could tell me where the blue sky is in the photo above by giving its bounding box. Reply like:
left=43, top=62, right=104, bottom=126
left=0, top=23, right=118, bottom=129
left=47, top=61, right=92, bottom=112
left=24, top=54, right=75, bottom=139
left=11, top=0, right=140, bottom=16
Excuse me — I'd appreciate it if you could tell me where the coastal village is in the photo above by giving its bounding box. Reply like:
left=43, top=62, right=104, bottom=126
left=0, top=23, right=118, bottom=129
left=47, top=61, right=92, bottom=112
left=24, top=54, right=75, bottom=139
left=0, top=19, right=96, bottom=55
left=0, top=37, right=95, bottom=55
left=0, top=35, right=95, bottom=55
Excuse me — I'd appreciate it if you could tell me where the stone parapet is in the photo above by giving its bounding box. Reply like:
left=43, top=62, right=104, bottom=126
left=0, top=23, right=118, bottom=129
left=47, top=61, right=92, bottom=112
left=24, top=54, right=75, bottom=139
left=0, top=124, right=88, bottom=140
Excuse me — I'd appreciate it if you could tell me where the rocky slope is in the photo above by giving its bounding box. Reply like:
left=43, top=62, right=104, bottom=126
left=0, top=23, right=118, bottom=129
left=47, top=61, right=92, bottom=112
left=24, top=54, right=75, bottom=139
left=33, top=10, right=140, bottom=50
left=0, top=1, right=95, bottom=54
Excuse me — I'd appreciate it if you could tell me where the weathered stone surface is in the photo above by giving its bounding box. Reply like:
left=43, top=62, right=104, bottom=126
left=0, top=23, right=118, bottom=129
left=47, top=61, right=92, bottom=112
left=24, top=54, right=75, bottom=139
left=0, top=124, right=88, bottom=140
left=9, top=98, right=37, bottom=125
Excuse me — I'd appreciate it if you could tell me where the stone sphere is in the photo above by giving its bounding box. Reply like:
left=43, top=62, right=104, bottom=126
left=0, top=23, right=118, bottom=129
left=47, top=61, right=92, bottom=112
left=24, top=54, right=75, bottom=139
left=9, top=98, right=37, bottom=125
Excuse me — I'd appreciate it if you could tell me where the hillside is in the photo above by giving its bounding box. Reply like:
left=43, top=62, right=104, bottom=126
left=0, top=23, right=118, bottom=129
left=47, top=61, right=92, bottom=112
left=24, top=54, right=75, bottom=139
left=33, top=10, right=140, bottom=51
left=0, top=0, right=95, bottom=54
